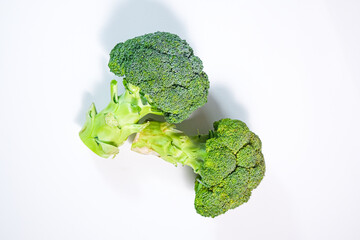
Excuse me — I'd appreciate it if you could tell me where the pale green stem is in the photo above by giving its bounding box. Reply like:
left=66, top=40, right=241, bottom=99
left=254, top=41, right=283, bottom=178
left=79, top=80, right=163, bottom=158
left=132, top=121, right=208, bottom=173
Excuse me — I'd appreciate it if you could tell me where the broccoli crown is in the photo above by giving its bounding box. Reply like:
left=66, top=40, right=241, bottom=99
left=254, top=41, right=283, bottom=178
left=108, top=31, right=209, bottom=123
left=194, top=119, right=265, bottom=217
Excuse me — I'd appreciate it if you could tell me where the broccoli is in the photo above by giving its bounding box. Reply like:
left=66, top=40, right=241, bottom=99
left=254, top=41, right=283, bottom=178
left=132, top=118, right=265, bottom=217
left=108, top=31, right=209, bottom=123
left=79, top=32, right=209, bottom=158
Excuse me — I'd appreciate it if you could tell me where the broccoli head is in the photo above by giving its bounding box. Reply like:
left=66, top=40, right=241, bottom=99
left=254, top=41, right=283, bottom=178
left=108, top=31, right=209, bottom=123
left=79, top=32, right=209, bottom=158
left=132, top=119, right=265, bottom=217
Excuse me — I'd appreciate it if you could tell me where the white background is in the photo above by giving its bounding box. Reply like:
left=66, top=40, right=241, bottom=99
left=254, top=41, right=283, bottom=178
left=1, top=0, right=360, bottom=239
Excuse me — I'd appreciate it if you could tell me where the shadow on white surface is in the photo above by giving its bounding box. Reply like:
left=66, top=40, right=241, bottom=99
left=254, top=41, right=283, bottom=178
left=177, top=84, right=249, bottom=135
left=100, top=0, right=187, bottom=53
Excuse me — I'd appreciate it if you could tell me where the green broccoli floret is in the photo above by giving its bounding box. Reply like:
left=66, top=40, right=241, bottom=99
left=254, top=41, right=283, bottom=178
left=131, top=119, right=265, bottom=217
left=108, top=31, right=209, bottom=123
left=79, top=32, right=209, bottom=158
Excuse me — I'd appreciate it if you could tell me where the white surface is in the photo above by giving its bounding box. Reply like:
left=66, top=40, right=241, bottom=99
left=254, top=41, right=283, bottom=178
left=1, top=0, right=360, bottom=239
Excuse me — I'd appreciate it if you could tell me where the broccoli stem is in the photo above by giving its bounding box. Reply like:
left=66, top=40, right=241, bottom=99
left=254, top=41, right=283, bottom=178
left=79, top=80, right=163, bottom=158
left=132, top=121, right=209, bottom=173
left=108, top=80, right=163, bottom=124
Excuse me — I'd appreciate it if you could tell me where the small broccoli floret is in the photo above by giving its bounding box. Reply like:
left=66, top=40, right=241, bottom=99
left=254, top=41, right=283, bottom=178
left=108, top=31, right=209, bottom=123
left=80, top=32, right=209, bottom=157
left=131, top=119, right=265, bottom=217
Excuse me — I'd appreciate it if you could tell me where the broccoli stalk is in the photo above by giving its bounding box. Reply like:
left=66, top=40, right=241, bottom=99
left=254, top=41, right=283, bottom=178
left=79, top=80, right=162, bottom=158
left=132, top=121, right=208, bottom=172
left=132, top=119, right=265, bottom=217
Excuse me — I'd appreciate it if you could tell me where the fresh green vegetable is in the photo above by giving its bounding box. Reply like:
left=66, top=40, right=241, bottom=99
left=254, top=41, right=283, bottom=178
left=79, top=32, right=209, bottom=158
left=132, top=119, right=265, bottom=217
left=108, top=31, right=209, bottom=123
left=79, top=31, right=264, bottom=218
